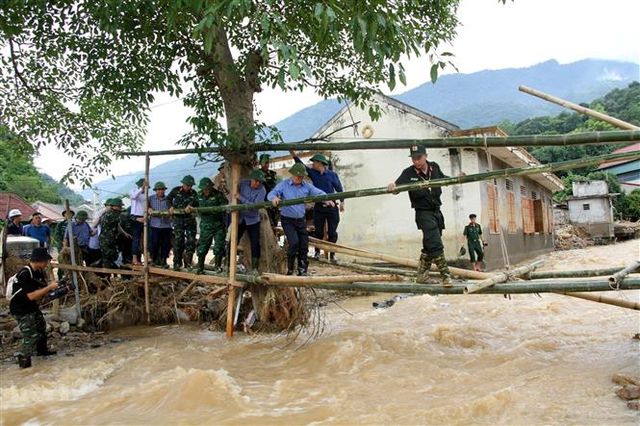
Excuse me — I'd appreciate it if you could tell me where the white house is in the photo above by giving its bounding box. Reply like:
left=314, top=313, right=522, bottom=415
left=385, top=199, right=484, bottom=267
left=567, top=180, right=615, bottom=239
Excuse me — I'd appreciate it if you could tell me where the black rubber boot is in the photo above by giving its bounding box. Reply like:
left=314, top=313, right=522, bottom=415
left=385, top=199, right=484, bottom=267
left=196, top=257, right=205, bottom=274
left=18, top=354, right=32, bottom=369
left=37, top=340, right=57, bottom=356
left=213, top=256, right=223, bottom=273
left=286, top=256, right=296, bottom=275
left=297, top=260, right=308, bottom=276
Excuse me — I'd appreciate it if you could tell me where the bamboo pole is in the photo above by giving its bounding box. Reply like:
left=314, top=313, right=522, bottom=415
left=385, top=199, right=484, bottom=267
left=519, top=86, right=640, bottom=130
left=53, top=262, right=144, bottom=276
left=226, top=162, right=241, bottom=338
left=609, top=260, right=640, bottom=285
left=143, top=153, right=151, bottom=324
left=150, top=150, right=640, bottom=216
left=556, top=292, right=640, bottom=310
left=310, top=238, right=492, bottom=280
left=260, top=273, right=401, bottom=285
left=464, top=261, right=544, bottom=294
left=528, top=267, right=626, bottom=280
left=273, top=278, right=640, bottom=295
left=0, top=225, right=6, bottom=290
left=309, top=236, right=378, bottom=255
left=117, top=130, right=640, bottom=156
left=317, top=258, right=418, bottom=277
left=64, top=199, right=82, bottom=318
left=131, top=264, right=235, bottom=286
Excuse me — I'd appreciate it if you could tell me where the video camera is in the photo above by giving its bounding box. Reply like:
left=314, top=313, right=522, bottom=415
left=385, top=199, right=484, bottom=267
left=44, top=278, right=76, bottom=303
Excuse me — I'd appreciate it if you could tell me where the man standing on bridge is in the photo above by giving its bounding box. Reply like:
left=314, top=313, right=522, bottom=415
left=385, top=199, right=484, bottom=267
left=387, top=146, right=452, bottom=287
left=290, top=150, right=344, bottom=262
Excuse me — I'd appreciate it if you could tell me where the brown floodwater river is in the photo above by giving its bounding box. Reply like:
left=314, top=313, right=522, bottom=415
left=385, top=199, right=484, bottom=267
left=1, top=288, right=638, bottom=425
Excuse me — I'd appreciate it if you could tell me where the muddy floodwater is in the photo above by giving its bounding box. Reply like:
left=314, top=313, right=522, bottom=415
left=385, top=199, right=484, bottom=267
left=1, top=241, right=639, bottom=425
left=1, top=292, right=638, bottom=425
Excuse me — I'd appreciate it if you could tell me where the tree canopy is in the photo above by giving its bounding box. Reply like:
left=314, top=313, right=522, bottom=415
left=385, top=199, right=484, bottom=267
left=1, top=0, right=461, bottom=185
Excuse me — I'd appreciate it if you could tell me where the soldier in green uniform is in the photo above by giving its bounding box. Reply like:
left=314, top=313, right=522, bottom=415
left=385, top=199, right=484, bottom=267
left=387, top=146, right=453, bottom=287
left=259, top=154, right=280, bottom=227
left=463, top=213, right=485, bottom=272
left=100, top=198, right=130, bottom=269
left=53, top=209, right=74, bottom=253
left=195, top=177, right=228, bottom=274
left=118, top=206, right=135, bottom=265
left=168, top=175, right=199, bottom=270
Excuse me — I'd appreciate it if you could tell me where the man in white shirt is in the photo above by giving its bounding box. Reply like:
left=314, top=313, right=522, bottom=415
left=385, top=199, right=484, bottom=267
left=129, top=178, right=147, bottom=264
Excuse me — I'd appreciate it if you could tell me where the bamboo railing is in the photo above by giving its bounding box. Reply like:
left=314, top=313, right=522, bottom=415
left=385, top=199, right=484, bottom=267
left=117, top=130, right=640, bottom=156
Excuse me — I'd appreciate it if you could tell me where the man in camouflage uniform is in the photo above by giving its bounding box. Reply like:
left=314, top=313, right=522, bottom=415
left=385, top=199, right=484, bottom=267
left=387, top=146, right=453, bottom=287
left=9, top=248, right=60, bottom=368
left=463, top=213, right=485, bottom=272
left=100, top=198, right=130, bottom=269
left=195, top=177, right=228, bottom=274
left=259, top=154, right=280, bottom=227
left=118, top=206, right=135, bottom=265
left=168, top=175, right=199, bottom=270
left=53, top=209, right=74, bottom=253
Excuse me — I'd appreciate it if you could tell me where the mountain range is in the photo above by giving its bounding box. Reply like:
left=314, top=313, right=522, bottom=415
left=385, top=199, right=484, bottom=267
left=81, top=58, right=639, bottom=202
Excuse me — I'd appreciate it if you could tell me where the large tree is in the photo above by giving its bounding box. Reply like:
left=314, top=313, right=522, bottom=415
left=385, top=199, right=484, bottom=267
left=1, top=0, right=461, bottom=329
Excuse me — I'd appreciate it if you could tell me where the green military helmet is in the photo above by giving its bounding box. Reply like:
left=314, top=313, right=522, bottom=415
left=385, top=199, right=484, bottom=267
left=249, top=169, right=266, bottom=183
left=310, top=153, right=329, bottom=165
left=104, top=198, right=114, bottom=206
left=289, top=163, right=307, bottom=177
left=181, top=175, right=196, bottom=186
left=153, top=181, right=167, bottom=191
left=76, top=210, right=89, bottom=220
left=198, top=177, right=213, bottom=190
left=259, top=154, right=271, bottom=165
left=135, top=177, right=145, bottom=187
left=110, top=197, right=124, bottom=207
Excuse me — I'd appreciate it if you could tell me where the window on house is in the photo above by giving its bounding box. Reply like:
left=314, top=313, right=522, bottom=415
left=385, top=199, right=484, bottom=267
left=532, top=190, right=539, bottom=200
left=522, top=198, right=535, bottom=234
left=534, top=199, right=545, bottom=233
left=520, top=186, right=528, bottom=197
left=505, top=179, right=514, bottom=191
left=507, top=191, right=517, bottom=233
left=487, top=183, right=500, bottom=234
left=583, top=203, right=590, bottom=211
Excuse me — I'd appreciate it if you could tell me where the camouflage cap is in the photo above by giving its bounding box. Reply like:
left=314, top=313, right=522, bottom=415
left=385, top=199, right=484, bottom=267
left=198, top=177, right=213, bottom=190
left=181, top=175, right=196, bottom=186
left=135, top=178, right=145, bottom=187
left=310, top=153, right=329, bottom=165
left=249, top=169, right=266, bottom=183
left=153, top=181, right=167, bottom=190
left=289, top=163, right=307, bottom=177
left=76, top=210, right=89, bottom=220
left=259, top=154, right=271, bottom=164
left=110, top=198, right=124, bottom=207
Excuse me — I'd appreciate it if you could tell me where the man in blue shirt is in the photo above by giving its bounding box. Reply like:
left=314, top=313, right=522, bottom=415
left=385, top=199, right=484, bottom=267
left=237, top=170, right=267, bottom=272
left=268, top=163, right=326, bottom=276
left=23, top=212, right=51, bottom=249
left=148, top=181, right=172, bottom=268
left=291, top=150, right=344, bottom=262
left=64, top=210, right=94, bottom=263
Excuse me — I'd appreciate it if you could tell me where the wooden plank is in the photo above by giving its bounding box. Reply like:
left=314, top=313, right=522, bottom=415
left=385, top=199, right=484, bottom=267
left=261, top=273, right=401, bottom=285
left=226, top=162, right=241, bottom=338
left=143, top=153, right=151, bottom=323
left=53, top=262, right=144, bottom=276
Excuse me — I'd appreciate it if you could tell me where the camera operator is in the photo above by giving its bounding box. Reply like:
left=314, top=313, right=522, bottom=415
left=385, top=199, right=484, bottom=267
left=9, top=248, right=59, bottom=369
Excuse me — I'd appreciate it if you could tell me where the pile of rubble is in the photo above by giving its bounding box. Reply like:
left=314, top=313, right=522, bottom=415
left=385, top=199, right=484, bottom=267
left=554, top=224, right=594, bottom=250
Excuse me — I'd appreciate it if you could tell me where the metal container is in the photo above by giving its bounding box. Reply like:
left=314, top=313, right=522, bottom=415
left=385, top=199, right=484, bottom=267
left=5, top=236, right=40, bottom=259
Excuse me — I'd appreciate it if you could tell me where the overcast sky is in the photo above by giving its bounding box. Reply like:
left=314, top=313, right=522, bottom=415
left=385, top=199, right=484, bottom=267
left=35, top=0, right=640, bottom=186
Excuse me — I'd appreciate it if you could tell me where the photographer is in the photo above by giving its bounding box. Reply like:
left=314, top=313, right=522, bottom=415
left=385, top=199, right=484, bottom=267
left=9, top=248, right=60, bottom=369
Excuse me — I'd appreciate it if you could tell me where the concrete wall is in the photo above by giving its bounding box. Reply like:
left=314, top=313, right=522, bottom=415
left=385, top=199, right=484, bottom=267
left=567, top=197, right=614, bottom=238
left=572, top=180, right=608, bottom=197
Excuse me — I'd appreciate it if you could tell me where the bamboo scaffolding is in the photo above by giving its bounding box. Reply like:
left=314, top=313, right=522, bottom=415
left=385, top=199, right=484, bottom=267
left=117, top=130, right=640, bottom=156
left=53, top=262, right=144, bottom=276
left=519, top=86, right=640, bottom=131
left=555, top=291, right=640, bottom=311
left=64, top=199, right=82, bottom=318
left=464, top=261, right=544, bottom=294
left=226, top=163, right=241, bottom=338
left=528, top=267, right=626, bottom=280
left=609, top=260, right=640, bottom=285
left=310, top=238, right=492, bottom=280
left=150, top=151, right=640, bottom=217
left=281, top=278, right=640, bottom=295
left=260, top=273, right=401, bottom=285
left=143, top=153, right=151, bottom=324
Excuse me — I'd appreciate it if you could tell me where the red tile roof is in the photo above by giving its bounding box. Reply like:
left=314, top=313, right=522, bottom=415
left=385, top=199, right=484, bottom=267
left=599, top=143, right=640, bottom=169
left=0, top=192, right=37, bottom=220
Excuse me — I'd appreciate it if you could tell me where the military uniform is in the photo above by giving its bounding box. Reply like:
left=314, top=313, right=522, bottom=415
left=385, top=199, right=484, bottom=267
left=168, top=176, right=199, bottom=270
left=10, top=266, right=48, bottom=357
left=464, top=222, right=484, bottom=263
left=394, top=146, right=452, bottom=285
left=100, top=199, right=123, bottom=269
left=195, top=178, right=228, bottom=273
left=118, top=207, right=135, bottom=264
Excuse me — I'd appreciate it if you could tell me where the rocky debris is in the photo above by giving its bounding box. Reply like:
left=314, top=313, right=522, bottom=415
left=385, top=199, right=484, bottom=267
left=59, top=321, right=70, bottom=334
left=554, top=224, right=593, bottom=250
left=612, top=373, right=640, bottom=410
left=614, top=220, right=640, bottom=240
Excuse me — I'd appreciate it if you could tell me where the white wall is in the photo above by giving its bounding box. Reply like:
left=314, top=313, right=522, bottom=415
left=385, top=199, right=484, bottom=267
left=568, top=197, right=613, bottom=224
left=572, top=181, right=608, bottom=197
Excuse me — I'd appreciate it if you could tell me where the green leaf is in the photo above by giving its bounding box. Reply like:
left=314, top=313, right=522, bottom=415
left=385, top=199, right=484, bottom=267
left=430, top=63, right=439, bottom=83
left=289, top=62, right=300, bottom=80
